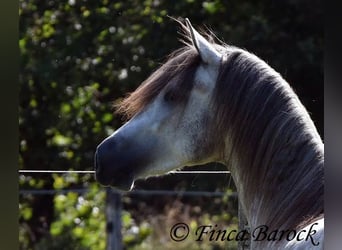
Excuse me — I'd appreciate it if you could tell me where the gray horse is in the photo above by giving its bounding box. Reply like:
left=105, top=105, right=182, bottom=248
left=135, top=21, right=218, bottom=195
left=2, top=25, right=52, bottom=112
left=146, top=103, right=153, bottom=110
left=95, top=19, right=323, bottom=249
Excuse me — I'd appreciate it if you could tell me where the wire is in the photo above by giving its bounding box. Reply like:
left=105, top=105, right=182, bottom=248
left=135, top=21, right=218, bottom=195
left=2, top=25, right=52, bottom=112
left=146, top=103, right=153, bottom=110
left=18, top=170, right=230, bottom=174
left=18, top=170, right=94, bottom=174
left=19, top=188, right=236, bottom=197
left=170, top=170, right=230, bottom=174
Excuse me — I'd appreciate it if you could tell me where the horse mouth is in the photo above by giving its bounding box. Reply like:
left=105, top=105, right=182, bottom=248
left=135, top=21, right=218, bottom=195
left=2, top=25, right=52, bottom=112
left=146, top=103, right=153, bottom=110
left=109, top=178, right=134, bottom=191
left=95, top=171, right=135, bottom=191
left=94, top=151, right=135, bottom=191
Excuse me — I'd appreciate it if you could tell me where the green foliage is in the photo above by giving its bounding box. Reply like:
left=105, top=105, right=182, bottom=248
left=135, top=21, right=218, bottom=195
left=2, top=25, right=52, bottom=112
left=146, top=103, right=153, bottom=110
left=19, top=0, right=322, bottom=249
left=126, top=190, right=238, bottom=250
left=34, top=184, right=107, bottom=250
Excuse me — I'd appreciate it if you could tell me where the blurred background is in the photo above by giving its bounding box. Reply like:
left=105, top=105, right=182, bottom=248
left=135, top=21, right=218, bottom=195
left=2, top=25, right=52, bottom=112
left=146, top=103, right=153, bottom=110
left=19, top=0, right=323, bottom=249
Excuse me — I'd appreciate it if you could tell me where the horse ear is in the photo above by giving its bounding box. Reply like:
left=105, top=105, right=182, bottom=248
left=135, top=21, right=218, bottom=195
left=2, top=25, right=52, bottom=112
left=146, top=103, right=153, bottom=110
left=185, top=18, right=221, bottom=65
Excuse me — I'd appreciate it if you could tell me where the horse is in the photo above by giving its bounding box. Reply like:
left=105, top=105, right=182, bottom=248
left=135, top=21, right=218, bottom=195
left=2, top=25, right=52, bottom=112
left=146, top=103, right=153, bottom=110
left=94, top=18, right=324, bottom=249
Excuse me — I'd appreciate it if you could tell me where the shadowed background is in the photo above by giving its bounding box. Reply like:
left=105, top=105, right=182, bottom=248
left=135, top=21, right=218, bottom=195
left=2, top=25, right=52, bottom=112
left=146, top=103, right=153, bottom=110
left=19, top=0, right=323, bottom=249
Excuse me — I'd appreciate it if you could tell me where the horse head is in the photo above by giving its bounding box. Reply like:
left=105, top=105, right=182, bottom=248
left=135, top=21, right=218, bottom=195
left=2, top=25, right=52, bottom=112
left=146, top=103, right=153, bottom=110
left=95, top=19, right=224, bottom=190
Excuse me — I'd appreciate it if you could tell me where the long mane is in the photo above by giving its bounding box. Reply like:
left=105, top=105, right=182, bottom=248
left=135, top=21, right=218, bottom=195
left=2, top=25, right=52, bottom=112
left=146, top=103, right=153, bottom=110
left=116, top=26, right=324, bottom=231
left=213, top=48, right=324, bottom=230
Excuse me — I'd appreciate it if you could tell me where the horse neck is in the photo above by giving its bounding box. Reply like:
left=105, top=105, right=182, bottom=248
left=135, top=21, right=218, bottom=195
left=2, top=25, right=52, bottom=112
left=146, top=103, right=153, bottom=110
left=224, top=100, right=324, bottom=232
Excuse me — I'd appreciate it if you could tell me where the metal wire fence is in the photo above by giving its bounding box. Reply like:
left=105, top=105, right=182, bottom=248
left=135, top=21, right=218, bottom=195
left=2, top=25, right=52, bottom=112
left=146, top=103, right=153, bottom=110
left=18, top=169, right=248, bottom=249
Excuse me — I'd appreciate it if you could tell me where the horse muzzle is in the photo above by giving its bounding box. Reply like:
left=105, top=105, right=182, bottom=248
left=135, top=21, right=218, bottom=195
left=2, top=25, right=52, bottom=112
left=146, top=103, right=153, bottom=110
left=94, top=135, right=139, bottom=190
left=94, top=150, right=134, bottom=191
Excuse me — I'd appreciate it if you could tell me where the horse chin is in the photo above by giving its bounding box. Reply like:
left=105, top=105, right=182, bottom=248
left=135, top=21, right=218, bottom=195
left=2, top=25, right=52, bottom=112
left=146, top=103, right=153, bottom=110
left=95, top=171, right=135, bottom=191
left=109, top=179, right=135, bottom=191
left=96, top=178, right=134, bottom=191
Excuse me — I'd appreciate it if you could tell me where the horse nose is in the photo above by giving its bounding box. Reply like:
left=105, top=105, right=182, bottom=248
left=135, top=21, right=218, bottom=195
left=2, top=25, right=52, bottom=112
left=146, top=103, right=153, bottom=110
left=94, top=137, right=118, bottom=184
left=94, top=143, right=112, bottom=186
left=94, top=150, right=104, bottom=181
left=94, top=136, right=136, bottom=190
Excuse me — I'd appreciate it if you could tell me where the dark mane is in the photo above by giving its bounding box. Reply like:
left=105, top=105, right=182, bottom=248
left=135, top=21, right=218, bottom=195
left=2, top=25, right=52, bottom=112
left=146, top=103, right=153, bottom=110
left=115, top=46, right=200, bottom=120
left=213, top=48, right=324, bottom=230
left=115, top=26, right=323, bottom=232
